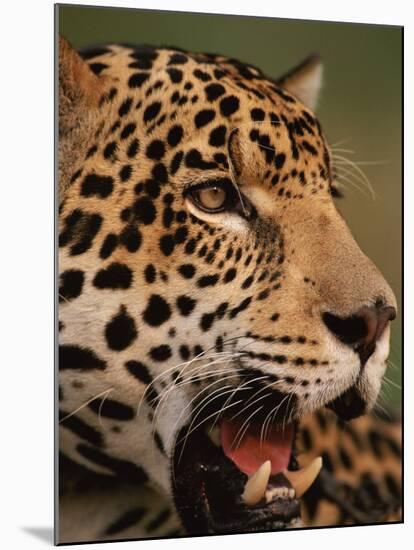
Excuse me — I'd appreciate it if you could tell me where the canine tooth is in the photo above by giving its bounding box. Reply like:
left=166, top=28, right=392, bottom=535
left=242, top=460, right=271, bottom=506
left=206, top=424, right=221, bottom=446
left=283, top=456, right=322, bottom=498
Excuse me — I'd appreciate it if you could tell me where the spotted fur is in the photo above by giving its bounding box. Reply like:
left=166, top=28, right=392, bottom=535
left=58, top=38, right=401, bottom=543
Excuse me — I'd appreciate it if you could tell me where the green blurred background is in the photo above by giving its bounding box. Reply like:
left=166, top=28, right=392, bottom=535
left=58, top=5, right=402, bottom=406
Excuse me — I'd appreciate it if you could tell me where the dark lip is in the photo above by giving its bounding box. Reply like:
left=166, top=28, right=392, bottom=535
left=325, top=384, right=367, bottom=420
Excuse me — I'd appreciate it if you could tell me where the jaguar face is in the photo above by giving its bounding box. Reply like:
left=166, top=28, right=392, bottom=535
left=58, top=39, right=397, bottom=534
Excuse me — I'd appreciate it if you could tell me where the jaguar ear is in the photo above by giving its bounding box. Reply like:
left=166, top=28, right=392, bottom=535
left=59, top=37, right=113, bottom=199
left=275, top=55, right=323, bottom=111
left=59, top=36, right=110, bottom=135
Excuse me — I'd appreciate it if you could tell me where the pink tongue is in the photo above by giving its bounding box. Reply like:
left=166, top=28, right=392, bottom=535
left=220, top=419, right=294, bottom=476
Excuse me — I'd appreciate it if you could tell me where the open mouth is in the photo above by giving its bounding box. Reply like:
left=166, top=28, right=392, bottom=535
left=171, top=382, right=365, bottom=535
left=172, top=413, right=321, bottom=534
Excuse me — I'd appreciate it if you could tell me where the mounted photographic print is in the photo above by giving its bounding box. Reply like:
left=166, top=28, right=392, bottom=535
left=56, top=3, right=403, bottom=544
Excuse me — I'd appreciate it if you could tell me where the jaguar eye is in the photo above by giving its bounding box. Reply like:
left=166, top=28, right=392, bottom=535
left=196, top=186, right=227, bottom=211
left=187, top=178, right=237, bottom=213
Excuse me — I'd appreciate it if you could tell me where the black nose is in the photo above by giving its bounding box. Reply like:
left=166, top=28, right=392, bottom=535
left=322, top=303, right=396, bottom=365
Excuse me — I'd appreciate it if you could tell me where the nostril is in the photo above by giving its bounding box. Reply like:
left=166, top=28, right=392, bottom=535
left=322, top=311, right=368, bottom=346
left=322, top=304, right=396, bottom=365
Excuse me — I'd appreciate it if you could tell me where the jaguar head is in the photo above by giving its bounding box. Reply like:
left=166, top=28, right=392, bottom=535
left=59, top=38, right=396, bottom=535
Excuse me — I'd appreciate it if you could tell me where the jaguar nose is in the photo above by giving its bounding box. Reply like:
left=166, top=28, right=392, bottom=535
left=322, top=303, right=396, bottom=365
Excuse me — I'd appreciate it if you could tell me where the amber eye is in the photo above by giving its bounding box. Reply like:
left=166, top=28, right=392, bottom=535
left=187, top=178, right=238, bottom=214
left=195, top=186, right=227, bottom=211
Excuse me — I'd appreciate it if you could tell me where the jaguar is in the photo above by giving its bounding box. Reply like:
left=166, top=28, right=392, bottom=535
left=58, top=36, right=402, bottom=543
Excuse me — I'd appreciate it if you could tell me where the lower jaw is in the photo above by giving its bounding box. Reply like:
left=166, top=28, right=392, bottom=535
left=172, top=423, right=303, bottom=535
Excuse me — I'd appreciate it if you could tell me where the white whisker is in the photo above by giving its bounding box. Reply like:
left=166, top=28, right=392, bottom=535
left=136, top=346, right=240, bottom=418
left=153, top=359, right=244, bottom=436
left=232, top=405, right=264, bottom=451
left=59, top=388, right=113, bottom=423
left=332, top=153, right=376, bottom=200
left=176, top=397, right=245, bottom=464
left=151, top=362, right=245, bottom=436
left=333, top=164, right=372, bottom=197
left=260, top=393, right=291, bottom=449
left=382, top=375, right=401, bottom=390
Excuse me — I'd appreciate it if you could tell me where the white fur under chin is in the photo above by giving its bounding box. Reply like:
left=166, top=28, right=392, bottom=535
left=356, top=324, right=391, bottom=411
